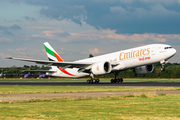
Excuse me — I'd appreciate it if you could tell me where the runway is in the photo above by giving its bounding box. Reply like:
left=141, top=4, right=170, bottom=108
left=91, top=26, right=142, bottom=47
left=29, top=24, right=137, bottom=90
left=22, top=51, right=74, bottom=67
left=0, top=82, right=180, bottom=87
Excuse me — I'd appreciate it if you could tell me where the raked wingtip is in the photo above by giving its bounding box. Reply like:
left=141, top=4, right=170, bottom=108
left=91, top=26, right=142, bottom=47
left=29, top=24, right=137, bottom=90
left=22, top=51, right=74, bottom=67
left=4, top=57, right=13, bottom=59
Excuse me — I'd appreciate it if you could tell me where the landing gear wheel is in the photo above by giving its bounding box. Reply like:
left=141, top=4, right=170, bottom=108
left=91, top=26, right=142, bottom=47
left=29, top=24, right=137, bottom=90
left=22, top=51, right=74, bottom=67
left=90, top=80, right=93, bottom=84
left=110, top=78, right=123, bottom=84
left=120, top=78, right=123, bottom=83
left=87, top=80, right=90, bottom=84
left=96, top=79, right=100, bottom=83
left=161, top=67, right=165, bottom=71
left=87, top=79, right=100, bottom=84
left=111, top=79, right=114, bottom=83
left=160, top=60, right=167, bottom=71
left=117, top=78, right=120, bottom=83
left=95, top=79, right=97, bottom=83
left=111, top=79, right=116, bottom=83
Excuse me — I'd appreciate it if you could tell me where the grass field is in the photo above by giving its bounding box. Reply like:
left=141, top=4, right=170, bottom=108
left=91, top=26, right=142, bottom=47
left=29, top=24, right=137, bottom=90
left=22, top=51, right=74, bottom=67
left=0, top=94, right=180, bottom=119
left=1, top=78, right=180, bottom=119
left=0, top=86, right=180, bottom=94
left=1, top=78, right=180, bottom=82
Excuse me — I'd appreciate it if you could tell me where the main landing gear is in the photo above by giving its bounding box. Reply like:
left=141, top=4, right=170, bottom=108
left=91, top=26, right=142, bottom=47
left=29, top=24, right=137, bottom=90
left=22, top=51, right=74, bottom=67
left=87, top=79, right=100, bottom=84
left=87, top=73, right=100, bottom=84
left=111, top=78, right=123, bottom=83
left=86, top=73, right=124, bottom=84
left=110, top=72, right=123, bottom=84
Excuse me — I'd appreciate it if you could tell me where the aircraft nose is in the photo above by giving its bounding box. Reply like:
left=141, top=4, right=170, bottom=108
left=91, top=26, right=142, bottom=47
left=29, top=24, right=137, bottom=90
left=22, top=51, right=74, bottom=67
left=173, top=48, right=177, bottom=55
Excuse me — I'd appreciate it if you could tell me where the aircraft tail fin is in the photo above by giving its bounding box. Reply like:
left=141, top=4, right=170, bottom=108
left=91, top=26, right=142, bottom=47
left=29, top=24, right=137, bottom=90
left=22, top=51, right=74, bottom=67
left=43, top=42, right=64, bottom=62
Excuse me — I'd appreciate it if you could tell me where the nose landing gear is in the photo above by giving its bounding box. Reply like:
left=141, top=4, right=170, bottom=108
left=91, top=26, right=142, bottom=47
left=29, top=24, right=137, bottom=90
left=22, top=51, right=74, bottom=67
left=161, top=65, right=165, bottom=71
left=160, top=60, right=168, bottom=71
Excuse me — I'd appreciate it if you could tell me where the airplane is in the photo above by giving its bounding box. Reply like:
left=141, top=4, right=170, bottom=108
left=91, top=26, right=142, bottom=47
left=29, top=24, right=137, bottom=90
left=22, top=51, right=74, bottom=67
left=5, top=42, right=176, bottom=84
left=24, top=73, right=49, bottom=78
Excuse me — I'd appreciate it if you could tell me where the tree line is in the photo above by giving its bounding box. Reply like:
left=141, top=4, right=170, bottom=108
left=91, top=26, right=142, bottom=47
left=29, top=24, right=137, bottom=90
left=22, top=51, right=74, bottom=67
left=1, top=63, right=180, bottom=78
left=0, top=65, right=50, bottom=78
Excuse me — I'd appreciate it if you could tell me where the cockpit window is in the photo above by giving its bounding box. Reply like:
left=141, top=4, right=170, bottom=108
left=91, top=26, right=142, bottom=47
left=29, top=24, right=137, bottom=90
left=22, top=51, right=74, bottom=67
left=165, top=47, right=172, bottom=49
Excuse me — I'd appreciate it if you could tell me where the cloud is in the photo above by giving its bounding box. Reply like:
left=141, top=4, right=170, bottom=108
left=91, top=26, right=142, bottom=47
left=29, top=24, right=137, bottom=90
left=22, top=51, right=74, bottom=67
left=41, top=30, right=70, bottom=38
left=24, top=16, right=36, bottom=21
left=53, top=31, right=70, bottom=38
left=0, top=17, right=8, bottom=22
left=0, top=37, right=12, bottom=42
left=17, top=0, right=180, bottom=34
left=9, top=24, right=21, bottom=30
left=24, top=25, right=71, bottom=38
left=58, top=28, right=176, bottom=43
left=89, top=48, right=104, bottom=54
left=26, top=26, right=53, bottom=30
left=104, top=29, right=168, bottom=42
left=27, top=25, right=180, bottom=44
left=42, top=31, right=54, bottom=37
left=0, top=53, right=11, bottom=58
left=15, top=47, right=27, bottom=51
left=8, top=47, right=44, bottom=57
left=9, top=47, right=27, bottom=55
left=30, top=27, right=71, bottom=40
left=39, top=4, right=87, bottom=25
left=0, top=24, right=21, bottom=36
left=7, top=0, right=180, bottom=34
left=0, top=24, right=21, bottom=31
left=3, top=30, right=14, bottom=36
left=0, top=25, right=8, bottom=30
left=16, top=55, right=33, bottom=59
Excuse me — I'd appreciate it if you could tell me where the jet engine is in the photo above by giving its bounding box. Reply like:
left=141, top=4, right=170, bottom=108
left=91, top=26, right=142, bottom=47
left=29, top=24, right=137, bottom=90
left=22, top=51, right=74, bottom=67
left=134, top=64, right=154, bottom=74
left=91, top=61, right=112, bottom=75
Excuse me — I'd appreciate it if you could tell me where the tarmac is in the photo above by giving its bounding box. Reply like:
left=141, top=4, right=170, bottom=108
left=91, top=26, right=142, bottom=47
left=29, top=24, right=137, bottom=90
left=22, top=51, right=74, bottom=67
left=0, top=82, right=180, bottom=86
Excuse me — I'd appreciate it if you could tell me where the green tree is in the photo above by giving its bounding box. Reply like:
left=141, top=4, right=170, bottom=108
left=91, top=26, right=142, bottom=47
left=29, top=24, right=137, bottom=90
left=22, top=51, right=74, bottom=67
left=89, top=54, right=94, bottom=58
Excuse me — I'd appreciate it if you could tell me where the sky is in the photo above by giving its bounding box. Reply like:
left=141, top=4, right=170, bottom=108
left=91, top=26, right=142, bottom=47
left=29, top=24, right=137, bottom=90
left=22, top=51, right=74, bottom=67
left=0, top=0, right=180, bottom=67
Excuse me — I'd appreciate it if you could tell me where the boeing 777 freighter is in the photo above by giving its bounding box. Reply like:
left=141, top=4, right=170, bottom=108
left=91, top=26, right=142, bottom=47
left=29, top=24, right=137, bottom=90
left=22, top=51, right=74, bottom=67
left=5, top=42, right=176, bottom=84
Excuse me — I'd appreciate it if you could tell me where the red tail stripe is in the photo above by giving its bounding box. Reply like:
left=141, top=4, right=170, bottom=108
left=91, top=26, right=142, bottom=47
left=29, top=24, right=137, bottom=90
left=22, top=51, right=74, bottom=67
left=59, top=67, right=75, bottom=76
left=53, top=52, right=63, bottom=62
left=53, top=51, right=75, bottom=76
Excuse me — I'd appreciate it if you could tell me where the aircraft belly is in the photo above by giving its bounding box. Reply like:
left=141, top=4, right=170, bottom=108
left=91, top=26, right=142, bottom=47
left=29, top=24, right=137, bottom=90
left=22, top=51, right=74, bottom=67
left=51, top=68, right=89, bottom=78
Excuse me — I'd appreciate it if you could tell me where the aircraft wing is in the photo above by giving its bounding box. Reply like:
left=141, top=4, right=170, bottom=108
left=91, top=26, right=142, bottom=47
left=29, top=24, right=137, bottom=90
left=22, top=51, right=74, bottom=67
left=5, top=57, right=93, bottom=69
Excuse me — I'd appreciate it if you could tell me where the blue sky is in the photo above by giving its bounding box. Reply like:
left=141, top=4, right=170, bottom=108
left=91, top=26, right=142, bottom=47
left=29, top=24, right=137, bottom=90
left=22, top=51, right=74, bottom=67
left=0, top=0, right=180, bottom=67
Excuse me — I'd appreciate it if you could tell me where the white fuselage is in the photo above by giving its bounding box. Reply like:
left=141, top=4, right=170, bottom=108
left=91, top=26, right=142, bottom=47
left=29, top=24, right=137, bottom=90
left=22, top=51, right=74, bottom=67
left=47, top=44, right=176, bottom=78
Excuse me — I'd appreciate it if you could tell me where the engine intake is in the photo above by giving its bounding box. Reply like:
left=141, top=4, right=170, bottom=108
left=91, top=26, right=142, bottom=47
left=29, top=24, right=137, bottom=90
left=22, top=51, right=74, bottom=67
left=91, top=61, right=112, bottom=75
left=135, top=64, right=154, bottom=75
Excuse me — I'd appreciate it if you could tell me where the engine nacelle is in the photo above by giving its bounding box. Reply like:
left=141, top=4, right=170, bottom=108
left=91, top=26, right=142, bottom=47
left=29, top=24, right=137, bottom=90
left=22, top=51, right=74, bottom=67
left=135, top=64, right=154, bottom=75
left=91, top=61, right=112, bottom=75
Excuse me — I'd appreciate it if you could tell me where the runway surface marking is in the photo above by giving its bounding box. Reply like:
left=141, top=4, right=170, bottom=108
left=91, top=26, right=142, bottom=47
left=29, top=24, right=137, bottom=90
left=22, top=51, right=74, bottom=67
left=1, top=90, right=180, bottom=102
